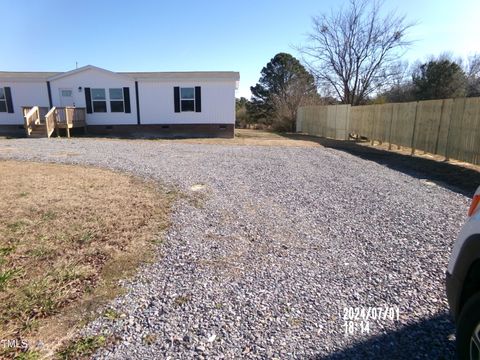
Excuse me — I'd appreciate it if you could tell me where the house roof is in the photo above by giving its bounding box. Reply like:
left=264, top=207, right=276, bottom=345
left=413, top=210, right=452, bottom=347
left=0, top=66, right=240, bottom=82
left=0, top=71, right=60, bottom=80
left=120, top=71, right=240, bottom=81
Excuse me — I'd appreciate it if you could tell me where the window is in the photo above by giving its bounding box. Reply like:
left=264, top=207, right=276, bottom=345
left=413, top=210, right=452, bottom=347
left=0, top=88, right=6, bottom=113
left=109, top=88, right=124, bottom=112
left=61, top=89, right=72, bottom=97
left=91, top=88, right=107, bottom=112
left=180, top=87, right=195, bottom=112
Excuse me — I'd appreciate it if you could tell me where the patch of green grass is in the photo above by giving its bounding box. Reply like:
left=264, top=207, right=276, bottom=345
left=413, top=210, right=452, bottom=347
left=53, top=265, right=87, bottom=283
left=19, top=279, right=60, bottom=317
left=13, top=350, right=40, bottom=360
left=41, top=210, right=57, bottom=221
left=0, top=246, right=16, bottom=266
left=3, top=276, right=75, bottom=334
left=0, top=269, right=20, bottom=291
left=0, top=246, right=16, bottom=256
left=27, top=246, right=56, bottom=260
left=77, top=230, right=95, bottom=245
left=7, top=220, right=28, bottom=232
left=56, top=335, right=107, bottom=360
left=18, top=191, right=30, bottom=198
left=103, top=308, right=120, bottom=321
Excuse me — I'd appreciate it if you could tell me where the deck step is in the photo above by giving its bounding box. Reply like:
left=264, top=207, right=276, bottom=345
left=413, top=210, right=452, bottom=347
left=28, top=123, right=47, bottom=137
left=29, top=133, right=47, bottom=138
left=29, top=125, right=47, bottom=138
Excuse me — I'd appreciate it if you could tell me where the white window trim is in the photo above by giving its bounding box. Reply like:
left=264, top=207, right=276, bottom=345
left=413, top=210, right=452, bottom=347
left=180, top=87, right=195, bottom=112
left=109, top=88, right=124, bottom=113
left=0, top=87, right=7, bottom=113
left=91, top=88, right=107, bottom=113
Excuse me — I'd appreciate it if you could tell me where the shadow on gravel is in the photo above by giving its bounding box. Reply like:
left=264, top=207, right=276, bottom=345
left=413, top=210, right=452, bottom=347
left=285, top=134, right=480, bottom=198
left=313, top=312, right=455, bottom=360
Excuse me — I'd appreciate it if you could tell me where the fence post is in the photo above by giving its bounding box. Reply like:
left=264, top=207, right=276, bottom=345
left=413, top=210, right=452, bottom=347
left=445, top=99, right=455, bottom=161
left=334, top=105, right=338, bottom=139
left=388, top=104, right=394, bottom=150
left=370, top=106, right=376, bottom=145
left=410, top=102, right=419, bottom=155
left=346, top=104, right=351, bottom=140
left=444, top=98, right=459, bottom=162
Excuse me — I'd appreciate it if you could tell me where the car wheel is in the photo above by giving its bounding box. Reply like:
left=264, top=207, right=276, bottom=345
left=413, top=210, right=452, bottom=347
left=457, top=292, right=480, bottom=359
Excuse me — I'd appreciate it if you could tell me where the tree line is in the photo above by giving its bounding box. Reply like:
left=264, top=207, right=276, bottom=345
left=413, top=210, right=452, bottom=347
left=238, top=0, right=480, bottom=131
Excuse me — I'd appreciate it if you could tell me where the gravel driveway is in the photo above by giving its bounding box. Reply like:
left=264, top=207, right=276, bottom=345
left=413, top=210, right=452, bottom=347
left=0, top=138, right=469, bottom=359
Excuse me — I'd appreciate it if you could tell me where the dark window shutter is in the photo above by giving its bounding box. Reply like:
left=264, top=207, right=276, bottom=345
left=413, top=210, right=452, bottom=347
left=174, top=87, right=180, bottom=113
left=123, top=87, right=131, bottom=113
left=4, top=87, right=14, bottom=113
left=195, top=86, right=201, bottom=112
left=85, top=87, right=92, bottom=114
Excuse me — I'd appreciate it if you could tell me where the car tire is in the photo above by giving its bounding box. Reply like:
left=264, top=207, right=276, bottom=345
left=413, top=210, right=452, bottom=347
left=457, top=291, right=480, bottom=359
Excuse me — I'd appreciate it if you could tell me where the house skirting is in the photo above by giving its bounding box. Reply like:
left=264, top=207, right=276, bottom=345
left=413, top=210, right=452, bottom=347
left=0, top=125, right=26, bottom=137
left=86, top=124, right=234, bottom=138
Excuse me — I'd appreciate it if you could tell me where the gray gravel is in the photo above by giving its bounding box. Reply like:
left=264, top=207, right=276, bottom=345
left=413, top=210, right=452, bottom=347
left=0, top=138, right=469, bottom=359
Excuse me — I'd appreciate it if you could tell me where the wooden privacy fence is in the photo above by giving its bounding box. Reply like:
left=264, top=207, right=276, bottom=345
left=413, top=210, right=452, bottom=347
left=296, top=97, right=480, bottom=165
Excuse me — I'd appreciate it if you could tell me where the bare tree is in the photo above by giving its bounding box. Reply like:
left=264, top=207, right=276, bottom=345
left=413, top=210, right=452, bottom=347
left=465, top=54, right=480, bottom=97
left=269, top=76, right=320, bottom=131
left=298, top=0, right=415, bottom=105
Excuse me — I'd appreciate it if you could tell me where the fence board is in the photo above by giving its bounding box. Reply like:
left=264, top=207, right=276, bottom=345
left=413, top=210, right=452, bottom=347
left=413, top=99, right=444, bottom=154
left=297, top=96, right=480, bottom=165
left=435, top=99, right=453, bottom=157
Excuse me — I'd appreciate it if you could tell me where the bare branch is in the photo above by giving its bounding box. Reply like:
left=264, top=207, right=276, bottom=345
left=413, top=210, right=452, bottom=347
left=297, top=0, right=415, bottom=105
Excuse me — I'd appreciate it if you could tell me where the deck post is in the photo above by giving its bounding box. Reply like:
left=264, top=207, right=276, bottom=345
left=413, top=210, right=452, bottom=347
left=55, top=109, right=60, bottom=137
left=65, top=108, right=71, bottom=138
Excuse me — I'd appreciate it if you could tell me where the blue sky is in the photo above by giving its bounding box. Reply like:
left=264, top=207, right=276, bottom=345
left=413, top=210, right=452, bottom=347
left=1, top=0, right=479, bottom=98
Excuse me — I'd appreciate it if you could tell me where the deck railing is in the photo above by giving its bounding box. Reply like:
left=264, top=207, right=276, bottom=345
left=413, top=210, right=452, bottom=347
left=22, top=106, right=86, bottom=137
left=23, top=106, right=40, bottom=136
left=55, top=107, right=86, bottom=125
left=44, top=107, right=57, bottom=138
left=54, top=107, right=87, bottom=137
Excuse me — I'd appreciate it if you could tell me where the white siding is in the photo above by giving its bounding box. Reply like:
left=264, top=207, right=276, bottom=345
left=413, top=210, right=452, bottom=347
left=0, top=68, right=237, bottom=127
left=138, top=80, right=235, bottom=124
left=0, top=82, right=49, bottom=125
left=50, top=68, right=137, bottom=125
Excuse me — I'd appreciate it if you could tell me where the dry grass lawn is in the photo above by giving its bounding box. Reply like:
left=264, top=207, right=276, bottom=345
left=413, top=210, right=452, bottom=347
left=0, top=161, right=174, bottom=359
left=73, top=129, right=322, bottom=148
left=174, top=129, right=321, bottom=147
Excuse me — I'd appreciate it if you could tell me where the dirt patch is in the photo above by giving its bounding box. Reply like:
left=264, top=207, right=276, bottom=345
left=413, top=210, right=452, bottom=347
left=0, top=160, right=174, bottom=358
left=47, top=151, right=82, bottom=158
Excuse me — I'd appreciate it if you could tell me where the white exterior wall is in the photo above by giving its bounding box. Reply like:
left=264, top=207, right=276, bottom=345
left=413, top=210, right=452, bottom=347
left=0, top=67, right=238, bottom=127
left=0, top=81, right=49, bottom=125
left=138, top=80, right=235, bottom=124
left=50, top=68, right=137, bottom=125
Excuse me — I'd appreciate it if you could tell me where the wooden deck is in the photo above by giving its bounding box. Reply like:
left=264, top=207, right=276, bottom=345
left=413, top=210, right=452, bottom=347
left=23, top=106, right=86, bottom=138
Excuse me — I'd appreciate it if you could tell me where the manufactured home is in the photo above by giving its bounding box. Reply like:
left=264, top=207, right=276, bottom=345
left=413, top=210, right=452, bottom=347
left=0, top=65, right=239, bottom=138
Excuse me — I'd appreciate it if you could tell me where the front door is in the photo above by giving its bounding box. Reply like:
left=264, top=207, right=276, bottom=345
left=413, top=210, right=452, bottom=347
left=59, top=88, right=74, bottom=107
